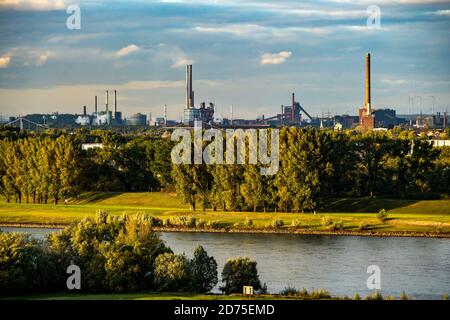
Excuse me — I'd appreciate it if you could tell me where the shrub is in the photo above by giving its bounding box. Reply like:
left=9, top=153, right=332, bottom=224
left=377, top=209, right=388, bottom=222
left=310, top=289, right=331, bottom=299
left=400, top=291, right=410, bottom=300
left=48, top=212, right=168, bottom=292
left=0, top=233, right=62, bottom=295
left=271, top=219, right=284, bottom=229
left=321, top=216, right=333, bottom=227
left=220, top=257, right=262, bottom=294
left=196, top=219, right=207, bottom=228
left=163, top=218, right=172, bottom=227
left=207, top=220, right=222, bottom=229
left=244, top=217, right=253, bottom=227
left=233, top=222, right=241, bottom=227
left=290, top=219, right=302, bottom=228
left=353, top=292, right=361, bottom=300
left=298, top=288, right=309, bottom=298
left=443, top=294, right=449, bottom=300
left=358, top=221, right=370, bottom=231
left=280, top=286, right=298, bottom=296
left=190, top=246, right=218, bottom=293
left=327, top=220, right=344, bottom=231
left=154, top=253, right=191, bottom=292
left=365, top=291, right=383, bottom=300
left=187, top=216, right=196, bottom=228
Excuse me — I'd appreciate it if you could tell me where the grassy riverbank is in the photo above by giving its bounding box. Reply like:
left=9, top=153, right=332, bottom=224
left=1, top=192, right=450, bottom=237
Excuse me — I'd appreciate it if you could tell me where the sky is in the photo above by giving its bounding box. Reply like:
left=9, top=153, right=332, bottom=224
left=0, top=0, right=449, bottom=121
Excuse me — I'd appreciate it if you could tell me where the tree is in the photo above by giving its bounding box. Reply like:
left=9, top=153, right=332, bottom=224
left=220, top=257, right=262, bottom=294
left=190, top=246, right=218, bottom=293
left=154, top=253, right=191, bottom=292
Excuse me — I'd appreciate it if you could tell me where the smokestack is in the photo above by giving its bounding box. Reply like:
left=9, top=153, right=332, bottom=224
left=230, top=105, right=233, bottom=125
left=95, top=96, right=98, bottom=114
left=292, top=93, right=295, bottom=122
left=164, top=104, right=167, bottom=126
left=114, top=90, right=117, bottom=114
left=366, top=53, right=371, bottom=113
left=83, top=106, right=87, bottom=116
left=185, top=64, right=194, bottom=109
left=444, top=112, right=448, bottom=129
left=106, top=90, right=109, bottom=112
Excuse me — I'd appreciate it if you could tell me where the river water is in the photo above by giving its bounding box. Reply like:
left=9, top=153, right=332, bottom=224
left=1, top=227, right=449, bottom=299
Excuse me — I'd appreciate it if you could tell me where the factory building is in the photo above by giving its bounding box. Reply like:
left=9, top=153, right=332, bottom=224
left=183, top=64, right=216, bottom=126
left=126, top=113, right=147, bottom=126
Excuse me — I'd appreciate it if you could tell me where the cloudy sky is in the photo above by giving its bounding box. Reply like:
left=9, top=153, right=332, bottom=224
left=0, top=0, right=449, bottom=120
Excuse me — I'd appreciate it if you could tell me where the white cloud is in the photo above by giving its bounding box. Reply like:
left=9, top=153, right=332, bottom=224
left=260, top=51, right=292, bottom=65
left=0, top=0, right=66, bottom=10
left=429, top=9, right=450, bottom=17
left=23, top=50, right=55, bottom=66
left=0, top=53, right=12, bottom=68
left=115, top=44, right=141, bottom=58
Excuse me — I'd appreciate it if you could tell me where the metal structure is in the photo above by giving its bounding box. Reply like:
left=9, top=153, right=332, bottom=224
left=3, top=116, right=48, bottom=131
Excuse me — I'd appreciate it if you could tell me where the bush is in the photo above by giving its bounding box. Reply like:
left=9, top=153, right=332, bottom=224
left=220, top=257, right=263, bottom=294
left=310, top=289, right=331, bottom=299
left=190, top=246, right=218, bottom=293
left=377, top=209, right=388, bottom=222
left=400, top=291, right=410, bottom=300
left=353, top=292, right=361, bottom=300
left=244, top=217, right=253, bottom=227
left=154, top=253, right=191, bottom=292
left=358, top=221, right=370, bottom=231
left=365, top=291, right=383, bottom=300
left=196, top=219, right=207, bottom=228
left=321, top=216, right=333, bottom=227
left=280, top=286, right=298, bottom=296
left=271, top=219, right=284, bottom=229
left=48, top=212, right=169, bottom=292
left=0, top=233, right=62, bottom=295
left=163, top=218, right=172, bottom=227
left=327, top=220, right=344, bottom=231
left=187, top=216, right=196, bottom=228
left=207, top=220, right=222, bottom=229
left=290, top=219, right=302, bottom=228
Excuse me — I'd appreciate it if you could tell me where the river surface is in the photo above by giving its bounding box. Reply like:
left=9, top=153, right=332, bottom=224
left=1, top=227, right=449, bottom=299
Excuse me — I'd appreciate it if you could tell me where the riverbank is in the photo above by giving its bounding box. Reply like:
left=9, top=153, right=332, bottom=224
left=2, top=223, right=450, bottom=239
left=1, top=192, right=450, bottom=238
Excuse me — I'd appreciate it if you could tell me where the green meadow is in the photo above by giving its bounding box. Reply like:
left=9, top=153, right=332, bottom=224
left=0, top=192, right=449, bottom=235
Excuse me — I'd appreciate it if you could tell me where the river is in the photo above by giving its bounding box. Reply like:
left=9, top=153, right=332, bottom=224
left=1, top=227, right=449, bottom=299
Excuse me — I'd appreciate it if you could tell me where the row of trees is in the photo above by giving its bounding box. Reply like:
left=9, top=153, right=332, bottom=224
left=0, top=135, right=80, bottom=204
left=0, top=127, right=448, bottom=210
left=172, top=128, right=449, bottom=212
left=0, top=212, right=264, bottom=295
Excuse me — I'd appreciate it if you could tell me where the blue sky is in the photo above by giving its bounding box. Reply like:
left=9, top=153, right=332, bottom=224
left=0, top=0, right=449, bottom=120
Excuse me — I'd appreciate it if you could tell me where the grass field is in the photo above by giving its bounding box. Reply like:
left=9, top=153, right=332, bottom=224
left=0, top=192, right=449, bottom=235
left=1, top=292, right=300, bottom=300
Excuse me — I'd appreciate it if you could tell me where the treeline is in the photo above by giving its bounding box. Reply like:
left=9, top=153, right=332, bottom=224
left=173, top=128, right=450, bottom=212
left=0, top=213, right=264, bottom=295
left=0, top=127, right=449, bottom=210
left=0, top=129, right=174, bottom=202
left=0, top=135, right=80, bottom=204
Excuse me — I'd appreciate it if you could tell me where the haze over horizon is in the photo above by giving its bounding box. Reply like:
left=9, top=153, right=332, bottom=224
left=0, top=0, right=449, bottom=120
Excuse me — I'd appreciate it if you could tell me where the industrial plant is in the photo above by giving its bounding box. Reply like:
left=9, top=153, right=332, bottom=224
left=2, top=53, right=448, bottom=132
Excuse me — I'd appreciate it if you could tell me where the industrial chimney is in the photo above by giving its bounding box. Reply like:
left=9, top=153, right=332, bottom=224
left=83, top=105, right=87, bottom=116
left=186, top=64, right=194, bottom=109
left=292, top=93, right=295, bottom=122
left=95, top=96, right=98, bottom=114
left=366, top=53, right=371, bottom=113
left=106, top=90, right=109, bottom=112
left=114, top=90, right=117, bottom=114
